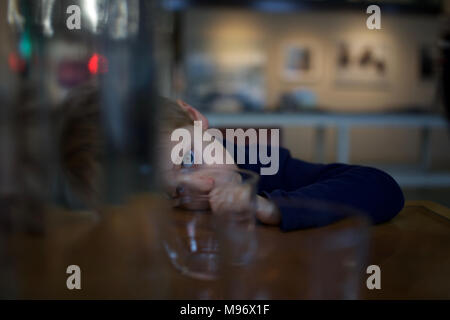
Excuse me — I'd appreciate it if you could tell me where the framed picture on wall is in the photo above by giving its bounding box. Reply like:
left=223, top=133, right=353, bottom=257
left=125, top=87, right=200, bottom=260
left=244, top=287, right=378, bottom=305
left=281, top=41, right=323, bottom=83
left=335, top=40, right=390, bottom=87
left=419, top=44, right=440, bottom=82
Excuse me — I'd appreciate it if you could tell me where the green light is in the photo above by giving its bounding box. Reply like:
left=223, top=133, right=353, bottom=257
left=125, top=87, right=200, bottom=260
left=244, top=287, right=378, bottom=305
left=19, top=31, right=32, bottom=60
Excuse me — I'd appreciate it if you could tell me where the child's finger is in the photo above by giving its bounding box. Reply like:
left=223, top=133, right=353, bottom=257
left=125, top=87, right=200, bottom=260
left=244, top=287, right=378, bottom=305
left=209, top=185, right=252, bottom=216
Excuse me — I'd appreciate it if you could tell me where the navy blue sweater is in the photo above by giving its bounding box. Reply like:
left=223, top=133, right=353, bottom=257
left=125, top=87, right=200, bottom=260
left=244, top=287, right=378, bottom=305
left=238, top=146, right=404, bottom=231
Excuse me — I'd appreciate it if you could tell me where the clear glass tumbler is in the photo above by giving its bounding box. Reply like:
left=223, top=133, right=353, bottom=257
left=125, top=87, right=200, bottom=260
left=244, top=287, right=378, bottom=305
left=161, top=167, right=259, bottom=281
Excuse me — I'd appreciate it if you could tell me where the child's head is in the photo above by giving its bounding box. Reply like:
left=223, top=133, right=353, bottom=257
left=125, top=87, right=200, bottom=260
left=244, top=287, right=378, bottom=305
left=159, top=98, right=207, bottom=134
left=156, top=98, right=238, bottom=202
left=59, top=83, right=234, bottom=206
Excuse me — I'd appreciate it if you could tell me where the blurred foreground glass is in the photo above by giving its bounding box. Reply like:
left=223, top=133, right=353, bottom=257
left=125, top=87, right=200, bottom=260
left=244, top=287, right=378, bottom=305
left=161, top=167, right=259, bottom=280
left=1, top=0, right=55, bottom=235
left=222, top=198, right=370, bottom=299
left=1, top=0, right=170, bottom=213
left=0, top=0, right=168, bottom=298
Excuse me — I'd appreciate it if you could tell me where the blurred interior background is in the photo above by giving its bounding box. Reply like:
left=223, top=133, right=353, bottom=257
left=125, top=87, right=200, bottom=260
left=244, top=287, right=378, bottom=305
left=1, top=1, right=449, bottom=300
left=1, top=0, right=449, bottom=208
left=163, top=0, right=450, bottom=207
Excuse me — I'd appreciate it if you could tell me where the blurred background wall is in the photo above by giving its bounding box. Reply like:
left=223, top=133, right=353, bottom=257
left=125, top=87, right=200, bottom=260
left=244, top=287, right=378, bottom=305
left=1, top=1, right=449, bottom=206
left=179, top=8, right=450, bottom=171
left=184, top=9, right=439, bottom=111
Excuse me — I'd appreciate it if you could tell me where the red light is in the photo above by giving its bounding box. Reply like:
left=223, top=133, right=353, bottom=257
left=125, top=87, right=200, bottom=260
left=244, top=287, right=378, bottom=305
left=8, top=52, right=27, bottom=73
left=88, top=53, right=108, bottom=75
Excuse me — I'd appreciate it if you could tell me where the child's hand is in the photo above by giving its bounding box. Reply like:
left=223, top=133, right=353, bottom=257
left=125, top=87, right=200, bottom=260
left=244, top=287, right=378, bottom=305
left=209, top=184, right=252, bottom=218
left=209, top=185, right=281, bottom=226
left=255, top=195, right=281, bottom=226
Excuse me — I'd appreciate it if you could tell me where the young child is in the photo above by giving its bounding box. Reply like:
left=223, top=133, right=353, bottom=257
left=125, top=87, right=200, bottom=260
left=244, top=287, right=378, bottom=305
left=159, top=99, right=405, bottom=231
left=59, top=85, right=405, bottom=231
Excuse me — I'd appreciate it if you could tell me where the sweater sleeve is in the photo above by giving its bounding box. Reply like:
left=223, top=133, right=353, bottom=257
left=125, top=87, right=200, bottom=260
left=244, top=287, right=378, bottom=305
left=239, top=146, right=405, bottom=232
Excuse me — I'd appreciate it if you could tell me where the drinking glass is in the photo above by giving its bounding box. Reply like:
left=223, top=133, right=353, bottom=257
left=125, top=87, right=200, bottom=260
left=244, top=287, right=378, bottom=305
left=161, top=167, right=259, bottom=281
left=0, top=0, right=170, bottom=298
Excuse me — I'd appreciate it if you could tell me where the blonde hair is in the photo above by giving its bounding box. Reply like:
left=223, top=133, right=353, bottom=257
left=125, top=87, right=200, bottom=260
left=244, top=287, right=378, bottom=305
left=158, top=96, right=193, bottom=133
left=58, top=83, right=192, bottom=207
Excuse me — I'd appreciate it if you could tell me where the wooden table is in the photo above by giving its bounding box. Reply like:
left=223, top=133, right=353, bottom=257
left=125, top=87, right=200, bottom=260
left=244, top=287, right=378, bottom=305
left=2, top=197, right=450, bottom=299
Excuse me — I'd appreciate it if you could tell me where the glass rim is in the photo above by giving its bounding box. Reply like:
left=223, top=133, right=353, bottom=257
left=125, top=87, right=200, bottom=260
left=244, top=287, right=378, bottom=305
left=161, top=167, right=260, bottom=204
left=163, top=166, right=260, bottom=185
